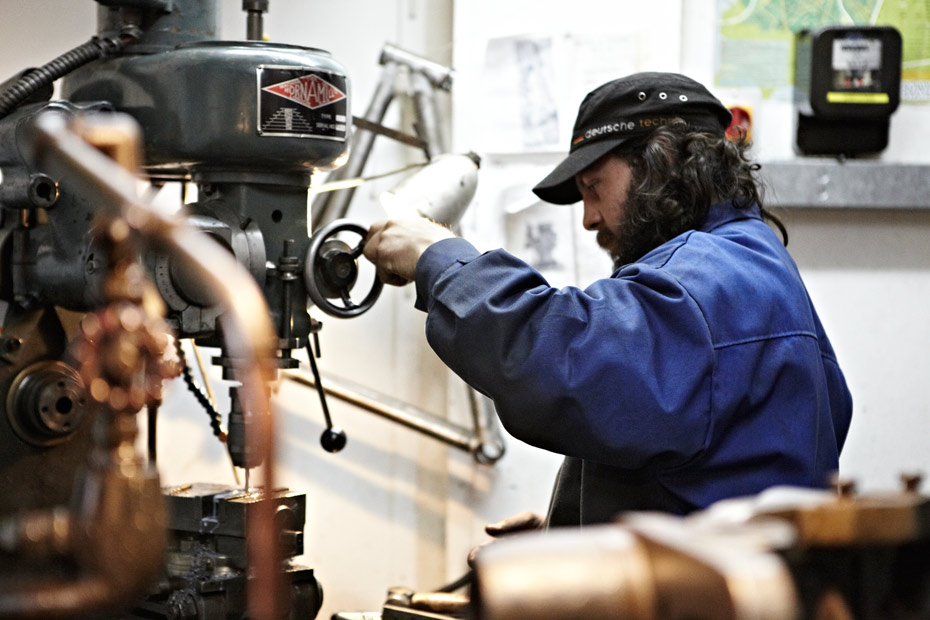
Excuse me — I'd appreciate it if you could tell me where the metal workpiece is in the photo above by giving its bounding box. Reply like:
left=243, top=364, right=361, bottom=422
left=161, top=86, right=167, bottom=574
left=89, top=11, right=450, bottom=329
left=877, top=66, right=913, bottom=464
left=752, top=486, right=930, bottom=620
left=380, top=43, right=454, bottom=92
left=132, top=483, right=323, bottom=620
left=411, top=71, right=449, bottom=158
left=621, top=515, right=799, bottom=620
left=472, top=485, right=930, bottom=620
left=311, top=43, right=456, bottom=230
left=311, top=60, right=398, bottom=230
left=759, top=486, right=930, bottom=546
left=163, top=483, right=306, bottom=561
left=473, top=525, right=659, bottom=620
left=472, top=518, right=799, bottom=620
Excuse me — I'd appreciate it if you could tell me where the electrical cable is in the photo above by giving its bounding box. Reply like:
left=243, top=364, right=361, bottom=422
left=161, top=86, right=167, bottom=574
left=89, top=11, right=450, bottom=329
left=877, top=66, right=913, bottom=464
left=0, top=27, right=141, bottom=120
left=176, top=339, right=227, bottom=442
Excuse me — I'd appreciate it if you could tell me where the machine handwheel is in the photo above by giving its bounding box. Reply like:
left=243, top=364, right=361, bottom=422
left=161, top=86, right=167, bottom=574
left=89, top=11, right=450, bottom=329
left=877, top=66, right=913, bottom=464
left=304, top=219, right=383, bottom=318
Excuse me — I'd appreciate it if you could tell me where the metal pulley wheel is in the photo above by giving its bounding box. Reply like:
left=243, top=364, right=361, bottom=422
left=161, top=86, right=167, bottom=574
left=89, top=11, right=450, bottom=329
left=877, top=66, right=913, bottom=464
left=304, top=219, right=383, bottom=318
left=6, top=360, right=88, bottom=447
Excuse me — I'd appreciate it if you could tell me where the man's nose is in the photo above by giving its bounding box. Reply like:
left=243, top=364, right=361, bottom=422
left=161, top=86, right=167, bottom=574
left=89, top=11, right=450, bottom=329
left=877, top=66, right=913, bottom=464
left=582, top=202, right=600, bottom=231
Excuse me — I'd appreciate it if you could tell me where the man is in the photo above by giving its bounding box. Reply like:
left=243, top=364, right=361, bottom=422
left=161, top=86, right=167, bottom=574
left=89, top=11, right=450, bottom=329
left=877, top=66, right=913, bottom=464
left=363, top=72, right=852, bottom=527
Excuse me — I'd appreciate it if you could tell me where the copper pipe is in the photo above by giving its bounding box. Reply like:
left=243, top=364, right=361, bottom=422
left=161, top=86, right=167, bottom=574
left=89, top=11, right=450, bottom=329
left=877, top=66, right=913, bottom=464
left=24, top=112, right=281, bottom=619
left=0, top=411, right=167, bottom=619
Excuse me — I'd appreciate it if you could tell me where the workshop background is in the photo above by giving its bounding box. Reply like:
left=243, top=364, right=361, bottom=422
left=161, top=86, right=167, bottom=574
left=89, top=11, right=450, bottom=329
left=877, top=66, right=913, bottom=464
left=2, top=0, right=929, bottom=618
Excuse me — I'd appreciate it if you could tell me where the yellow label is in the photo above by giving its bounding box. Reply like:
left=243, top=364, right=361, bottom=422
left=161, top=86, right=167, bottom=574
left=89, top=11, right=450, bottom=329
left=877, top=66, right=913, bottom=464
left=826, top=91, right=890, bottom=104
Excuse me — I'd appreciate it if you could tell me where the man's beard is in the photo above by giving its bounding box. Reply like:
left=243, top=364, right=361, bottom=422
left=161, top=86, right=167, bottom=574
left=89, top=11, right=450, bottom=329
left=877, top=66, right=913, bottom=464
left=596, top=196, right=657, bottom=269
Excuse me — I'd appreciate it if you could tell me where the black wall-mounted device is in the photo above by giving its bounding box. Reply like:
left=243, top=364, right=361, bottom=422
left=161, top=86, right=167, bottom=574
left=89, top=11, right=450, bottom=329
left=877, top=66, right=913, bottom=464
left=794, top=25, right=902, bottom=155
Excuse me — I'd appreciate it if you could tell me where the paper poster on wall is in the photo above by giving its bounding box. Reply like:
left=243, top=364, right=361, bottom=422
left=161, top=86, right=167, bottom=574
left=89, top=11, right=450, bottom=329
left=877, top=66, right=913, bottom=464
left=478, top=35, right=562, bottom=153
left=565, top=32, right=647, bottom=100
left=716, top=0, right=930, bottom=101
left=476, top=28, right=681, bottom=154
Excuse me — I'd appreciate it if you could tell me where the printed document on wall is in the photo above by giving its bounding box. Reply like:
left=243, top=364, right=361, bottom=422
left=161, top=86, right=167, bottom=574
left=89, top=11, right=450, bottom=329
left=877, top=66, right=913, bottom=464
left=470, top=0, right=683, bottom=154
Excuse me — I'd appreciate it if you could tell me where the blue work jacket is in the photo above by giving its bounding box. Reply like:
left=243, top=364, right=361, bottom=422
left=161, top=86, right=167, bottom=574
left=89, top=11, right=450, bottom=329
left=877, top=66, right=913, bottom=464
left=414, top=200, right=852, bottom=525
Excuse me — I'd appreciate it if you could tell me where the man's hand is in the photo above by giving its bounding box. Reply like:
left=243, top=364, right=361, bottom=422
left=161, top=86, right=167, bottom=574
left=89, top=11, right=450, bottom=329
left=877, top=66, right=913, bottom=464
left=363, top=217, right=456, bottom=286
left=467, top=511, right=544, bottom=567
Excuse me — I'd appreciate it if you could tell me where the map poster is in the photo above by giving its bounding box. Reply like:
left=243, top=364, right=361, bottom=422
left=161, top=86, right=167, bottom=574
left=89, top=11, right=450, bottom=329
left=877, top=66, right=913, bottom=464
left=716, top=0, right=930, bottom=101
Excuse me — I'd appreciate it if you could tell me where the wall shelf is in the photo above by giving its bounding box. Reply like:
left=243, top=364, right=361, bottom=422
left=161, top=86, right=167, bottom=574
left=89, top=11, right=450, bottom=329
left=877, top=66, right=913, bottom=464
left=759, top=160, right=930, bottom=210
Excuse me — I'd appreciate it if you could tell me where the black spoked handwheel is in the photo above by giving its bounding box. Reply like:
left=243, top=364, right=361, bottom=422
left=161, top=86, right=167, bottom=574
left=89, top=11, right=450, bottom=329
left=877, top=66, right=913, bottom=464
left=304, top=219, right=383, bottom=318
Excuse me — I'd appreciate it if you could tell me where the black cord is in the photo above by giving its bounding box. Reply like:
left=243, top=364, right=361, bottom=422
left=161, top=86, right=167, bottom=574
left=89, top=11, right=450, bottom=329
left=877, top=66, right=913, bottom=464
left=176, top=340, right=226, bottom=440
left=0, top=28, right=140, bottom=120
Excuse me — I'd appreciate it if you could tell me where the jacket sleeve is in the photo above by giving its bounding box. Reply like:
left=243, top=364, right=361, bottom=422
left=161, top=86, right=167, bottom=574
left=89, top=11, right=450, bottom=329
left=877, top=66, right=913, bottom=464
left=414, top=238, right=715, bottom=470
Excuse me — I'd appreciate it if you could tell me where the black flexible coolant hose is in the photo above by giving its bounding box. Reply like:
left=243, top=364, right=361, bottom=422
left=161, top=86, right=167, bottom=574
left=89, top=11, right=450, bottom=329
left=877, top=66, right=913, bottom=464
left=0, top=29, right=140, bottom=120
left=176, top=340, right=227, bottom=441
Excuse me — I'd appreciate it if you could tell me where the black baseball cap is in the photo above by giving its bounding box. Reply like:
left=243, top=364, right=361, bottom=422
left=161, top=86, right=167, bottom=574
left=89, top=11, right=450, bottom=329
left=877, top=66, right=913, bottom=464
left=533, top=72, right=732, bottom=205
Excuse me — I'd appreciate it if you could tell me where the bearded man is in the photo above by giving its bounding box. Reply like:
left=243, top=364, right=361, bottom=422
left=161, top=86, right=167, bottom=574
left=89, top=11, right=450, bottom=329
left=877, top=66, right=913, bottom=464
left=363, top=72, right=852, bottom=527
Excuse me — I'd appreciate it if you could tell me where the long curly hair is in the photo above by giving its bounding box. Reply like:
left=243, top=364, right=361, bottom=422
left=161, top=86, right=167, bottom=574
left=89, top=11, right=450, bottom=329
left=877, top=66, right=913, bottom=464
left=608, top=120, right=785, bottom=267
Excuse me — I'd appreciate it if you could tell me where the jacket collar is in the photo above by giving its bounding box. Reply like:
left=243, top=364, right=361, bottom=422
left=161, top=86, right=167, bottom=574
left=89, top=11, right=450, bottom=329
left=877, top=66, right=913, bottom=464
left=699, top=200, right=762, bottom=233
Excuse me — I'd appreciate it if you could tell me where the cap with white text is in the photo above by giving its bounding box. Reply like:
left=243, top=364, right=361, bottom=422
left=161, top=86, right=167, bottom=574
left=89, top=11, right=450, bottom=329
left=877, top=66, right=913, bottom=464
left=533, top=72, right=732, bottom=205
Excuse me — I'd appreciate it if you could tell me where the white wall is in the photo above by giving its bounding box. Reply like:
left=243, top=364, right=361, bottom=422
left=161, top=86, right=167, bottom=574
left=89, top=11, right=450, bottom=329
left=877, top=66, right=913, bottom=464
left=2, top=1, right=929, bottom=619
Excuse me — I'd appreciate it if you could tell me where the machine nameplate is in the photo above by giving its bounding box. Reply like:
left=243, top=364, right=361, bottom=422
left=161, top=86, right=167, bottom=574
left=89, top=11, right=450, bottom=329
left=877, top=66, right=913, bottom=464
left=257, top=65, right=348, bottom=140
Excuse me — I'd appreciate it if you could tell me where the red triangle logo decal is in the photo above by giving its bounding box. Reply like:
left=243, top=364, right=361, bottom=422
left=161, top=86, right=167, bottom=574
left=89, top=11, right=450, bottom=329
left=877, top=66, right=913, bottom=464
left=263, top=74, right=346, bottom=110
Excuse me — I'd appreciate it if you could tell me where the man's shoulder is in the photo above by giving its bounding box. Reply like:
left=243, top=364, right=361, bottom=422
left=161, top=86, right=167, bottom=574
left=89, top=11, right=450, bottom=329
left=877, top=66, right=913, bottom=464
left=623, top=218, right=813, bottom=344
left=636, top=213, right=785, bottom=273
